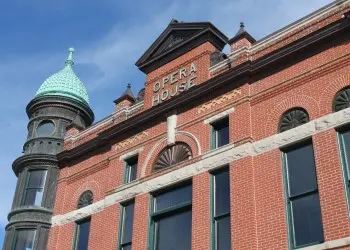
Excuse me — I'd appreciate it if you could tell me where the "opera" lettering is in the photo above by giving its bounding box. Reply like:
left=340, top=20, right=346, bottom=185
left=152, top=63, right=197, bottom=106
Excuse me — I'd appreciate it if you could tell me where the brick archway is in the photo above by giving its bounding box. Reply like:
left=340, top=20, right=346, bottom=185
left=141, top=131, right=201, bottom=177
left=319, top=73, right=350, bottom=115
left=264, top=95, right=319, bottom=137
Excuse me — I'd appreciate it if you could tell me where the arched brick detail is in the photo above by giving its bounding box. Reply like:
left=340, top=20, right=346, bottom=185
left=71, top=180, right=101, bottom=209
left=141, top=131, right=201, bottom=177
left=264, top=95, right=319, bottom=137
left=319, top=73, right=350, bottom=115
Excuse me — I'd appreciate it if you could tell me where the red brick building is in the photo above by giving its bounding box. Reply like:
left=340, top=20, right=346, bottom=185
left=8, top=0, right=350, bottom=249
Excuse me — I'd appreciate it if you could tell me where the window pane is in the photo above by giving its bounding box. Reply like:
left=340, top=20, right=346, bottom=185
left=291, top=193, right=324, bottom=247
left=342, top=131, right=350, bottom=179
left=216, top=216, right=231, bottom=250
left=23, top=188, right=44, bottom=206
left=285, top=143, right=317, bottom=197
left=36, top=120, right=55, bottom=137
left=27, top=170, right=46, bottom=188
left=122, top=202, right=135, bottom=245
left=217, top=124, right=229, bottom=147
left=125, top=157, right=138, bottom=183
left=214, top=170, right=230, bottom=216
left=155, top=184, right=192, bottom=212
left=155, top=210, right=192, bottom=250
left=76, top=219, right=90, bottom=250
left=14, top=230, right=35, bottom=250
left=122, top=246, right=131, bottom=250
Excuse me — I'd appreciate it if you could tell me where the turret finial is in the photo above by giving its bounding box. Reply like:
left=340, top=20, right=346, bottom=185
left=127, top=83, right=131, bottom=88
left=65, top=47, right=75, bottom=66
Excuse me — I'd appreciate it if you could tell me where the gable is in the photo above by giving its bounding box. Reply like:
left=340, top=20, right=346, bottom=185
left=135, top=20, right=228, bottom=74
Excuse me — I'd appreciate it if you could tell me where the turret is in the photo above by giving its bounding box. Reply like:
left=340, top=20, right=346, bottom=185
left=2, top=48, right=94, bottom=250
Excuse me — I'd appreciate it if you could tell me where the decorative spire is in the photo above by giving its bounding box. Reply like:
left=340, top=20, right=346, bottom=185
left=65, top=47, right=75, bottom=66
left=235, top=22, right=246, bottom=36
left=228, top=21, right=256, bottom=45
left=113, top=83, right=136, bottom=104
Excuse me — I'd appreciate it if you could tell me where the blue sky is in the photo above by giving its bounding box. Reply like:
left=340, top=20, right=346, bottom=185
left=0, top=0, right=333, bottom=246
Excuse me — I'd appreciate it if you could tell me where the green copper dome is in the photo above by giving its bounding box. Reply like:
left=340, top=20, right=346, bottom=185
left=36, top=48, right=89, bottom=104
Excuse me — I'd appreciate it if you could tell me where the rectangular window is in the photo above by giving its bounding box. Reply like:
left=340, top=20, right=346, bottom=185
left=282, top=141, right=324, bottom=248
left=118, top=201, right=135, bottom=250
left=13, top=229, right=36, bottom=250
left=22, top=170, right=47, bottom=206
left=211, top=117, right=229, bottom=149
left=150, top=183, right=192, bottom=250
left=74, top=218, right=91, bottom=250
left=338, top=128, right=350, bottom=207
left=124, top=156, right=138, bottom=184
left=211, top=168, right=231, bottom=250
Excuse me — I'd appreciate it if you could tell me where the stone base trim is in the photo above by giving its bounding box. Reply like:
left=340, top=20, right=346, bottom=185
left=52, top=107, right=350, bottom=227
left=299, top=237, right=350, bottom=250
left=203, top=107, right=234, bottom=124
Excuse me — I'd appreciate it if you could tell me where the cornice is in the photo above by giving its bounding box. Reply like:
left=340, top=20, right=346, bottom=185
left=12, top=154, right=58, bottom=175
left=58, top=17, right=350, bottom=163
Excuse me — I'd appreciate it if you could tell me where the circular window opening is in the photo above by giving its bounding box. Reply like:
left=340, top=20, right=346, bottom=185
left=36, top=120, right=55, bottom=137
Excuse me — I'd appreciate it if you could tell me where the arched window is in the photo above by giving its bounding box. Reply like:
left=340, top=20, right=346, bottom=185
left=278, top=108, right=309, bottom=133
left=333, top=87, right=350, bottom=112
left=77, top=190, right=93, bottom=209
left=153, top=142, right=192, bottom=171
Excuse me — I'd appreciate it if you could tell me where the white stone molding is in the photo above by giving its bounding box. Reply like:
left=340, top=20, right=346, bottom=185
left=167, top=114, right=177, bottom=145
left=52, top=107, right=350, bottom=227
left=119, top=147, right=144, bottom=161
left=203, top=107, right=234, bottom=124
left=299, top=236, right=350, bottom=250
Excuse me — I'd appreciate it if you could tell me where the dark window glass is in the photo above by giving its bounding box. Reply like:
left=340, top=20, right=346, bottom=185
left=36, top=120, right=55, bottom=137
left=75, top=219, right=90, bottom=250
left=286, top=144, right=317, bottom=197
left=155, top=210, right=192, bottom=250
left=212, top=118, right=229, bottom=149
left=155, top=184, right=192, bottom=212
left=216, top=216, right=231, bottom=250
left=22, top=170, right=47, bottom=206
left=120, top=202, right=135, bottom=249
left=13, top=229, right=35, bottom=250
left=341, top=130, right=350, bottom=179
left=125, top=156, right=138, bottom=183
left=213, top=169, right=231, bottom=250
left=283, top=141, right=324, bottom=248
left=151, top=183, right=192, bottom=250
left=291, top=193, right=324, bottom=247
left=214, top=170, right=230, bottom=216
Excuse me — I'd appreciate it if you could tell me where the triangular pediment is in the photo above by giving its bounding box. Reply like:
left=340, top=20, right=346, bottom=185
left=136, top=20, right=228, bottom=74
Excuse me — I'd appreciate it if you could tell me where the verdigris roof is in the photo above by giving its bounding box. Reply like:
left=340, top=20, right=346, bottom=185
left=35, top=48, right=89, bottom=104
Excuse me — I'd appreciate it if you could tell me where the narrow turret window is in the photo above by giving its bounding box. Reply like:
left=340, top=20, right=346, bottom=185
left=118, top=200, right=135, bottom=250
left=74, top=218, right=91, bottom=250
left=22, top=170, right=47, bottom=207
left=124, top=156, right=138, bottom=184
left=211, top=117, right=229, bottom=149
left=13, top=229, right=36, bottom=250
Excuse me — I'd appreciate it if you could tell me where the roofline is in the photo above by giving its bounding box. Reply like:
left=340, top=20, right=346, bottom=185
left=58, top=17, right=350, bottom=162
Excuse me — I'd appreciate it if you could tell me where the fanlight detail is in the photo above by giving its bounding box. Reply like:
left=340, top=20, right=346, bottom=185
left=279, top=108, right=309, bottom=133
left=77, top=190, right=93, bottom=209
left=153, top=143, right=192, bottom=171
left=333, top=87, right=350, bottom=112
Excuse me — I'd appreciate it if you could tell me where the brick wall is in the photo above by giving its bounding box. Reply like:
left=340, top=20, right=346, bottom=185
left=48, top=4, right=350, bottom=249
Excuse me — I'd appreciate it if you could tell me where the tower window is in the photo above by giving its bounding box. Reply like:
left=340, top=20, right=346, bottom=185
left=211, top=167, right=231, bottom=250
left=13, top=229, right=36, bottom=250
left=150, top=183, right=192, bottom=250
left=281, top=141, right=324, bottom=248
left=36, top=120, right=55, bottom=137
left=22, top=170, right=47, bottom=206
left=124, top=156, right=138, bottom=184
left=211, top=117, right=229, bottom=149
left=74, top=218, right=91, bottom=250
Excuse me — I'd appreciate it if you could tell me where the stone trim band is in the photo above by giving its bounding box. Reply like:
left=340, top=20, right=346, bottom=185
left=51, top=107, right=350, bottom=227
